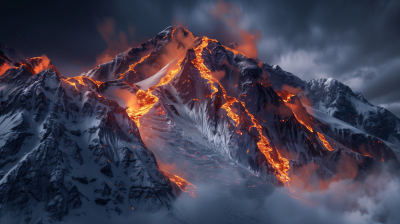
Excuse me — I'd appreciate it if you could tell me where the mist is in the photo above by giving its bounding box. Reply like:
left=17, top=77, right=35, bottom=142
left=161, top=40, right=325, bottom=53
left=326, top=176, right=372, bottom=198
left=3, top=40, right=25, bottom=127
left=46, top=163, right=400, bottom=224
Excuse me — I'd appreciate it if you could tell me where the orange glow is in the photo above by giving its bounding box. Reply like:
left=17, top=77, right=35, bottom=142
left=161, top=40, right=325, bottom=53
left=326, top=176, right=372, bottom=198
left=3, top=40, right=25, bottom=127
left=317, top=132, right=334, bottom=151
left=62, top=79, right=79, bottom=92
left=27, top=55, right=51, bottom=74
left=275, top=90, right=295, bottom=103
left=292, top=112, right=313, bottom=132
left=207, top=0, right=261, bottom=59
left=222, top=45, right=251, bottom=58
left=191, top=37, right=220, bottom=97
left=95, top=18, right=132, bottom=65
left=65, top=76, right=104, bottom=88
left=118, top=54, right=151, bottom=80
left=153, top=64, right=182, bottom=88
left=0, top=63, right=12, bottom=76
left=359, top=144, right=374, bottom=158
left=181, top=27, right=195, bottom=39
left=241, top=102, right=291, bottom=185
left=171, top=27, right=176, bottom=37
left=281, top=85, right=312, bottom=107
left=62, top=76, right=105, bottom=92
left=221, top=96, right=241, bottom=127
left=192, top=37, right=291, bottom=186
left=277, top=90, right=334, bottom=152
left=290, top=155, right=359, bottom=192
left=126, top=89, right=159, bottom=127
left=85, top=77, right=105, bottom=88
left=276, top=90, right=313, bottom=132
left=156, top=107, right=166, bottom=115
left=125, top=58, right=183, bottom=127
left=162, top=170, right=197, bottom=197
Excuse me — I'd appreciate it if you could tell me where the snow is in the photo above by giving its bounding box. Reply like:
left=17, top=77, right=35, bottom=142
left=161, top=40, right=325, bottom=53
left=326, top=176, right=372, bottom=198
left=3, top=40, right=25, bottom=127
left=305, top=106, right=400, bottom=160
left=349, top=96, right=377, bottom=115
left=134, top=57, right=179, bottom=90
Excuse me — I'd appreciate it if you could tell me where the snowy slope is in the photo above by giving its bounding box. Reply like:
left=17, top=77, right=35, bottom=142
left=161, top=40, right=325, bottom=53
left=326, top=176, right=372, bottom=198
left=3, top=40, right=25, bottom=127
left=0, top=67, right=176, bottom=223
left=265, top=65, right=400, bottom=147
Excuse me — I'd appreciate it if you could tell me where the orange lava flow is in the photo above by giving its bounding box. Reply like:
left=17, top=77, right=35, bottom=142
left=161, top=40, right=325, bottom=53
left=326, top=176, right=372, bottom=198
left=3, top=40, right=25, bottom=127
left=191, top=37, right=220, bottom=97
left=221, top=96, right=241, bottom=127
left=62, top=79, right=79, bottom=91
left=192, top=37, right=291, bottom=186
left=275, top=90, right=334, bottom=151
left=29, top=57, right=43, bottom=60
left=63, top=76, right=105, bottom=91
left=171, top=27, right=176, bottom=37
left=153, top=65, right=182, bottom=88
left=275, top=90, right=295, bottom=103
left=118, top=54, right=151, bottom=80
left=125, top=59, right=182, bottom=127
left=292, top=112, right=314, bottom=132
left=126, top=89, right=159, bottom=127
left=84, top=77, right=104, bottom=88
left=275, top=91, right=313, bottom=132
left=316, top=132, right=334, bottom=151
left=241, top=102, right=291, bottom=184
left=162, top=170, right=197, bottom=197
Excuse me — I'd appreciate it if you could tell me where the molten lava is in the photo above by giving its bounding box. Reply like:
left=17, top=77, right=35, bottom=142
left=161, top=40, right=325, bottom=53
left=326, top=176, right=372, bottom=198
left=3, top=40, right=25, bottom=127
left=292, top=110, right=314, bottom=132
left=275, top=90, right=335, bottom=152
left=118, top=53, right=151, bottom=80
left=126, top=89, right=159, bottom=127
left=62, top=76, right=105, bottom=91
left=125, top=59, right=183, bottom=127
left=221, top=96, right=241, bottom=127
left=275, top=90, right=295, bottom=103
left=191, top=37, right=220, bottom=97
left=317, top=132, right=334, bottom=151
left=162, top=170, right=197, bottom=197
left=192, top=37, right=291, bottom=186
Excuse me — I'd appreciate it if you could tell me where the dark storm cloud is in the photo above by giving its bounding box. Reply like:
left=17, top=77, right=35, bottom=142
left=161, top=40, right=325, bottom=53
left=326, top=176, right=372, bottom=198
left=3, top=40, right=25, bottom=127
left=0, top=0, right=197, bottom=75
left=1, top=0, right=399, bottom=116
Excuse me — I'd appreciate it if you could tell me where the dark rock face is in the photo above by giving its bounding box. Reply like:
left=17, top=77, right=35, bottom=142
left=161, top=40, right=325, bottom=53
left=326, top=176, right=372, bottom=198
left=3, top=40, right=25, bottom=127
left=266, top=65, right=400, bottom=146
left=0, top=67, right=175, bottom=223
left=306, top=78, right=400, bottom=142
left=142, top=37, right=389, bottom=186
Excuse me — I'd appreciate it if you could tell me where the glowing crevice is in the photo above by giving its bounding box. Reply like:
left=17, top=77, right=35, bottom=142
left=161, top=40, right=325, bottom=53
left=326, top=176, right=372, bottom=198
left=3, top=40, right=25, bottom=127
left=191, top=37, right=291, bottom=186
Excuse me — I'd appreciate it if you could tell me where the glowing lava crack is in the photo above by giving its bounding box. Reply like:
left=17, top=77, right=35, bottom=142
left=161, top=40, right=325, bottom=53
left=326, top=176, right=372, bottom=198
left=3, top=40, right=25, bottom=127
left=192, top=37, right=291, bottom=186
left=275, top=90, right=334, bottom=152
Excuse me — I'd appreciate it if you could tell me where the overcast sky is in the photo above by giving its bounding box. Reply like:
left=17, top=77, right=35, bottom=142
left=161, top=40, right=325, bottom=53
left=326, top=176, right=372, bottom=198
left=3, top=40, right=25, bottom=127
left=1, top=0, right=399, bottom=116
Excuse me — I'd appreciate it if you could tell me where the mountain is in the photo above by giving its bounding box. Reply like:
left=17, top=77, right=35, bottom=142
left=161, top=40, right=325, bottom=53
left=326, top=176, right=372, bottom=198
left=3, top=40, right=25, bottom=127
left=0, top=50, right=177, bottom=223
left=0, top=44, right=60, bottom=77
left=0, top=26, right=399, bottom=223
left=264, top=64, right=400, bottom=158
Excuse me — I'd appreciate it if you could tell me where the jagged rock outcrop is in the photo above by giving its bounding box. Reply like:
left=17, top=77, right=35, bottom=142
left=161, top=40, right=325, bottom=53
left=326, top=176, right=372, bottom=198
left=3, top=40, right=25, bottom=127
left=0, top=67, right=175, bottom=223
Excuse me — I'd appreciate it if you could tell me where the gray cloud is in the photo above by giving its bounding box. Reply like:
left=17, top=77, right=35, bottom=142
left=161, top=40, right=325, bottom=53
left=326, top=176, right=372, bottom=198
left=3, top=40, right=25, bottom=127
left=58, top=167, right=400, bottom=224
